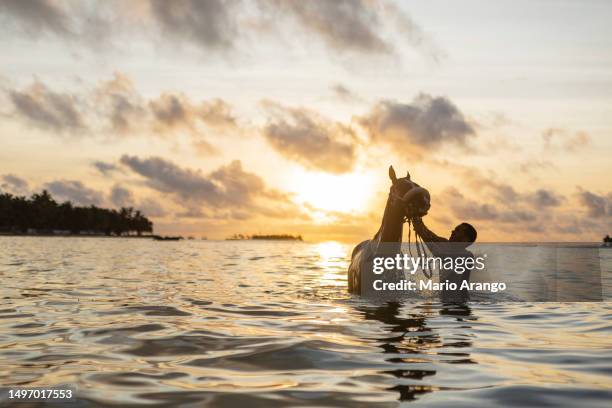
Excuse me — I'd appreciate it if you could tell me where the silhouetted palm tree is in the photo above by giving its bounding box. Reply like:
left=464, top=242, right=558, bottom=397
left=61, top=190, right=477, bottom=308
left=0, top=190, right=153, bottom=236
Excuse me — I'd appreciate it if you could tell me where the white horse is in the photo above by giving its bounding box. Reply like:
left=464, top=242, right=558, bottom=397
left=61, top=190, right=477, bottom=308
left=348, top=166, right=430, bottom=295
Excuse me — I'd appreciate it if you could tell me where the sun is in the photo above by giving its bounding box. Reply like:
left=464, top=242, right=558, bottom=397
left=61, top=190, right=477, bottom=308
left=293, top=171, right=377, bottom=215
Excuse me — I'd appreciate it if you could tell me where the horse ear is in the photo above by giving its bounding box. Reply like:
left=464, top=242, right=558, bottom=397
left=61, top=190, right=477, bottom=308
left=406, top=170, right=411, bottom=180
left=389, top=165, right=398, bottom=184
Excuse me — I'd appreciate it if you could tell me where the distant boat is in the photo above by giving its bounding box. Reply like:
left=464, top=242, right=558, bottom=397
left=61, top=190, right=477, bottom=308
left=152, top=235, right=183, bottom=241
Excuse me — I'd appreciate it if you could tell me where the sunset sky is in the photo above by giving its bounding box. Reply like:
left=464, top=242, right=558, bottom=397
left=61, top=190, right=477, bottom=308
left=1, top=0, right=611, bottom=242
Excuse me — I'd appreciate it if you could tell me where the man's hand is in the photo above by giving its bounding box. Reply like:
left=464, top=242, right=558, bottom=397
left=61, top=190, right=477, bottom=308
left=412, top=217, right=447, bottom=244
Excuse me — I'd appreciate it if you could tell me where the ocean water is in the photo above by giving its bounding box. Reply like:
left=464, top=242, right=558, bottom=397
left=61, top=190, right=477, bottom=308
left=0, top=237, right=610, bottom=407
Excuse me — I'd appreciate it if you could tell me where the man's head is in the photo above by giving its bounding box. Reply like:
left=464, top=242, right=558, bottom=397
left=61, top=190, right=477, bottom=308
left=450, top=222, right=477, bottom=245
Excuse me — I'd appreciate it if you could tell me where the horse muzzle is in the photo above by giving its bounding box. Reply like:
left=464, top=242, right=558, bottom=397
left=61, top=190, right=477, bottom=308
left=401, top=187, right=431, bottom=218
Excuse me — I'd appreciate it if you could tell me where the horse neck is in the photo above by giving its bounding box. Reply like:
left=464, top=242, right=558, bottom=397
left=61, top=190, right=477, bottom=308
left=374, top=195, right=405, bottom=244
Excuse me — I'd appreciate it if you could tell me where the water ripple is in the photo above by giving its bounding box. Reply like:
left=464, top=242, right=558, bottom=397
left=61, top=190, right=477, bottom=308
left=0, top=237, right=610, bottom=406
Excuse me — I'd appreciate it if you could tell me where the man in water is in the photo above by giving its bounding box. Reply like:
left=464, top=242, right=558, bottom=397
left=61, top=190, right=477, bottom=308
left=412, top=217, right=477, bottom=302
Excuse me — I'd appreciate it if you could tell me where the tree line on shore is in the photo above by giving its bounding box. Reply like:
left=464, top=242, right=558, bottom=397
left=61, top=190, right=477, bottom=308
left=0, top=190, right=153, bottom=236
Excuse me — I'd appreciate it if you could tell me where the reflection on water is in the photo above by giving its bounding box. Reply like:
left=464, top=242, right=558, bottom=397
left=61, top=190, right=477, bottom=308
left=0, top=237, right=611, bottom=407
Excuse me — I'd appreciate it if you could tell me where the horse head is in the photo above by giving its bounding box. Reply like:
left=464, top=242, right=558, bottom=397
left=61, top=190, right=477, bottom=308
left=388, top=165, right=430, bottom=218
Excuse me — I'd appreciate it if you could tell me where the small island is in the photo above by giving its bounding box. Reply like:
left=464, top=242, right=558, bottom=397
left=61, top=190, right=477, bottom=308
left=226, top=233, right=303, bottom=241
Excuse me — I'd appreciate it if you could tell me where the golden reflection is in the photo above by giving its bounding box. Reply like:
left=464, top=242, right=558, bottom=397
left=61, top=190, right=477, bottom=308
left=314, top=241, right=348, bottom=287
left=314, top=241, right=345, bottom=260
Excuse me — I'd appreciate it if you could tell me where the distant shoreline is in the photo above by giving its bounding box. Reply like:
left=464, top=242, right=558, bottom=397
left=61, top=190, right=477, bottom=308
left=0, top=234, right=603, bottom=246
left=0, top=233, right=154, bottom=239
left=0, top=233, right=305, bottom=242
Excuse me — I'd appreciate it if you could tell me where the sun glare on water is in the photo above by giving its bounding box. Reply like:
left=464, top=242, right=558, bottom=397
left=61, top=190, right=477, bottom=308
left=294, top=172, right=376, bottom=216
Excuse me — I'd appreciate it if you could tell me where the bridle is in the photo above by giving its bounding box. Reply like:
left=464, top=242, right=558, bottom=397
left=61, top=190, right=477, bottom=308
left=389, top=182, right=434, bottom=279
left=389, top=182, right=429, bottom=223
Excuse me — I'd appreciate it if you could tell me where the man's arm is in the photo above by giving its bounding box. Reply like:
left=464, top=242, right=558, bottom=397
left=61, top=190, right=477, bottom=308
left=412, top=217, right=448, bottom=256
left=412, top=218, right=446, bottom=242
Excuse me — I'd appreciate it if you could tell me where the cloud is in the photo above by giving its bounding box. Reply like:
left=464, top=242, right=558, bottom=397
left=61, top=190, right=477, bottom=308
left=0, top=72, right=232, bottom=149
left=92, top=73, right=236, bottom=138
left=331, top=83, right=363, bottom=104
left=1, top=174, right=29, bottom=195
left=0, top=0, right=71, bottom=38
left=379, top=0, right=444, bottom=62
left=263, top=0, right=441, bottom=61
left=192, top=139, right=219, bottom=156
left=120, top=154, right=221, bottom=203
left=148, top=0, right=238, bottom=51
left=262, top=103, right=357, bottom=173
left=176, top=206, right=206, bottom=218
left=9, top=81, right=85, bottom=133
left=108, top=184, right=167, bottom=217
left=109, top=185, right=134, bottom=207
left=148, top=93, right=236, bottom=133
left=1, top=1, right=441, bottom=62
left=433, top=160, right=562, bottom=211
left=95, top=72, right=146, bottom=134
left=528, top=189, right=563, bottom=208
left=443, top=187, right=500, bottom=221
left=498, top=209, right=537, bottom=223
left=577, top=189, right=611, bottom=218
left=93, top=161, right=119, bottom=175
left=149, top=92, right=194, bottom=131
left=428, top=162, right=610, bottom=240
left=542, top=128, right=590, bottom=152
left=440, top=187, right=541, bottom=234
left=208, top=160, right=297, bottom=209
left=210, top=160, right=275, bottom=203
left=43, top=180, right=104, bottom=206
left=488, top=183, right=519, bottom=203
left=267, top=0, right=389, bottom=54
left=358, top=93, right=475, bottom=157
left=199, top=98, right=237, bottom=129
left=119, top=155, right=305, bottom=220
left=5, top=73, right=237, bottom=157
left=0, top=0, right=117, bottom=50
left=139, top=197, right=167, bottom=217
left=518, top=159, right=556, bottom=175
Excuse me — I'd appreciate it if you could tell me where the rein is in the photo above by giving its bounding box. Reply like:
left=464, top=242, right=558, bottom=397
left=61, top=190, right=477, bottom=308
left=405, top=217, right=433, bottom=279
left=389, top=190, right=434, bottom=279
